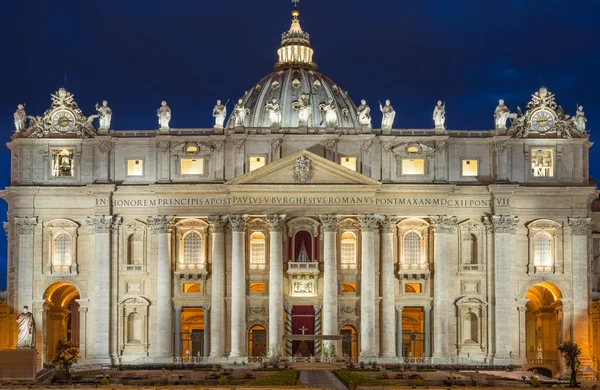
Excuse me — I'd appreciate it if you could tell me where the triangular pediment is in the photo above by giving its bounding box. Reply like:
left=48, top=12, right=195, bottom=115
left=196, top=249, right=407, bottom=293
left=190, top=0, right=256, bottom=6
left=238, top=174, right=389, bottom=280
left=226, top=149, right=381, bottom=187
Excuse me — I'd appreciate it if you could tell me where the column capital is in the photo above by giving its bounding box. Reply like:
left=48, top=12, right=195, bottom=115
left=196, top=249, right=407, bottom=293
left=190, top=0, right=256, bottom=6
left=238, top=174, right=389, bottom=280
left=266, top=214, right=287, bottom=232
left=483, top=215, right=519, bottom=234
left=517, top=306, right=527, bottom=312
left=380, top=216, right=398, bottom=233
left=313, top=304, right=323, bottom=313
left=395, top=305, right=404, bottom=313
left=147, top=215, right=174, bottom=234
left=208, top=215, right=228, bottom=233
left=568, top=217, right=592, bottom=236
left=14, top=217, right=38, bottom=235
left=319, top=214, right=341, bottom=232
left=358, top=214, right=381, bottom=232
left=430, top=215, right=457, bottom=234
left=228, top=214, right=249, bottom=232
left=78, top=307, right=89, bottom=313
left=173, top=306, right=183, bottom=313
left=202, top=305, right=211, bottom=311
left=423, top=307, right=432, bottom=313
left=111, top=216, right=123, bottom=234
left=86, top=215, right=115, bottom=234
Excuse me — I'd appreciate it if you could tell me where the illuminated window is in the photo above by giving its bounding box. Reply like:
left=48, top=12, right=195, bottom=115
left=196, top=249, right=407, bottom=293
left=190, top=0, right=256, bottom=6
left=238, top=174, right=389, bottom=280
left=402, top=159, right=425, bottom=175
left=250, top=282, right=265, bottom=293
left=403, top=231, right=421, bottom=264
left=127, top=159, right=144, bottom=176
left=53, top=232, right=73, bottom=271
left=51, top=149, right=75, bottom=177
left=250, top=232, right=266, bottom=269
left=533, top=232, right=552, bottom=267
left=181, top=158, right=204, bottom=175
left=462, top=159, right=478, bottom=177
left=341, top=157, right=357, bottom=171
left=341, top=283, right=357, bottom=293
left=182, top=232, right=203, bottom=265
left=531, top=149, right=553, bottom=177
left=340, top=232, right=357, bottom=269
left=407, top=145, right=420, bottom=153
left=186, top=145, right=198, bottom=153
left=405, top=283, right=421, bottom=293
left=249, top=156, right=266, bottom=172
left=183, top=283, right=201, bottom=293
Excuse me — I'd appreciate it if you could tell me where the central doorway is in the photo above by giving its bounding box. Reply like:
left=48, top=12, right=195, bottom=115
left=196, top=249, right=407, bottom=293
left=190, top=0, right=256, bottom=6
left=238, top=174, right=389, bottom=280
left=402, top=307, right=424, bottom=357
left=43, top=282, right=80, bottom=362
left=340, top=325, right=358, bottom=358
left=249, top=325, right=267, bottom=356
left=180, top=307, right=205, bottom=359
left=292, top=305, right=315, bottom=356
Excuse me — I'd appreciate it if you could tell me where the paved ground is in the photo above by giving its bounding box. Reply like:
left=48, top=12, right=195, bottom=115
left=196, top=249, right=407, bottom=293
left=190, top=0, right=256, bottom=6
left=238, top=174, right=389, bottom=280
left=300, top=370, right=347, bottom=390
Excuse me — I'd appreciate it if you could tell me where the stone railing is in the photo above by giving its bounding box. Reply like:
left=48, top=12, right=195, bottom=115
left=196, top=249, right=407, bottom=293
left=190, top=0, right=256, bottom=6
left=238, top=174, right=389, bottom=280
left=174, top=263, right=208, bottom=279
left=461, top=264, right=483, bottom=272
left=527, top=359, right=558, bottom=366
left=287, top=262, right=320, bottom=275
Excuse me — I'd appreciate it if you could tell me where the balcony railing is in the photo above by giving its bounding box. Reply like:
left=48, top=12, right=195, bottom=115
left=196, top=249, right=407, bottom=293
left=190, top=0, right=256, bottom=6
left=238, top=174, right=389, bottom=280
left=340, top=263, right=357, bottom=270
left=249, top=263, right=266, bottom=270
left=287, top=261, right=320, bottom=275
left=175, top=263, right=207, bottom=279
left=125, top=264, right=144, bottom=272
left=461, top=264, right=482, bottom=272
left=398, top=263, right=430, bottom=280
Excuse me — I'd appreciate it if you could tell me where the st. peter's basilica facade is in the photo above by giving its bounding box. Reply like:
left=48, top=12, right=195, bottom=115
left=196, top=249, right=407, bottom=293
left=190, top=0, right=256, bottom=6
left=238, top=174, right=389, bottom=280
left=2, top=5, right=599, bottom=377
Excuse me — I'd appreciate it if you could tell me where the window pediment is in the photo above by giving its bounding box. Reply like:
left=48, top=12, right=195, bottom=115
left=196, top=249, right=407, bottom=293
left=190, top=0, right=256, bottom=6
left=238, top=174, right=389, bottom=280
left=392, top=143, right=435, bottom=159
left=172, top=142, right=214, bottom=158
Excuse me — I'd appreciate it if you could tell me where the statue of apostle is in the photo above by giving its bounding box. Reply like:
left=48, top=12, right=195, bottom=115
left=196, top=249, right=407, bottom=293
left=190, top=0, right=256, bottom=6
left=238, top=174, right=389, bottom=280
left=357, top=99, right=371, bottom=127
left=95, top=100, right=113, bottom=129
left=380, top=100, right=395, bottom=129
left=231, top=99, right=250, bottom=127
left=574, top=105, right=587, bottom=133
left=16, top=306, right=35, bottom=349
left=292, top=93, right=312, bottom=126
left=14, top=104, right=27, bottom=132
left=319, top=98, right=338, bottom=127
left=212, top=100, right=227, bottom=128
left=494, top=99, right=511, bottom=129
left=433, top=100, right=446, bottom=129
left=157, top=101, right=171, bottom=129
left=265, top=98, right=282, bottom=127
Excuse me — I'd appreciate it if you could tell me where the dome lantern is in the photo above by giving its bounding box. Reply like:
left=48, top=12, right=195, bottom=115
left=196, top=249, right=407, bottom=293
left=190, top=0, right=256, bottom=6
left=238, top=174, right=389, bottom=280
left=275, top=3, right=317, bottom=71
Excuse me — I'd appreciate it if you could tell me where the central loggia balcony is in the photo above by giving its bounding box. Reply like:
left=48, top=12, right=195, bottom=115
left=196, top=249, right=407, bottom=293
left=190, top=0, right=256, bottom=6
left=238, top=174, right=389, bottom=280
left=287, top=261, right=320, bottom=276
left=175, top=262, right=208, bottom=280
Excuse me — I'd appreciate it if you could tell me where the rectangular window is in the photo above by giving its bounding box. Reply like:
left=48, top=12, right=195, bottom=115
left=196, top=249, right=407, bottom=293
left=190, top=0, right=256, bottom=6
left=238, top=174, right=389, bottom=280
left=402, top=159, right=425, bottom=175
left=340, top=157, right=357, bottom=171
left=51, top=149, right=75, bottom=177
left=127, top=159, right=144, bottom=176
left=183, top=283, right=201, bottom=293
left=531, top=149, right=553, bottom=177
left=249, top=156, right=266, bottom=172
left=250, top=282, right=265, bottom=293
left=461, top=159, right=478, bottom=177
left=405, top=283, right=422, bottom=293
left=181, top=158, right=204, bottom=175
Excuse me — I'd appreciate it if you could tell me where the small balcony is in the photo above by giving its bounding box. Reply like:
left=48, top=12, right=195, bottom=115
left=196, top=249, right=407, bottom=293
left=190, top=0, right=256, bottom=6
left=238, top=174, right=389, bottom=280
left=45, top=264, right=78, bottom=276
left=398, top=262, right=430, bottom=280
left=287, top=261, right=320, bottom=276
left=175, top=262, right=207, bottom=280
left=461, top=264, right=484, bottom=272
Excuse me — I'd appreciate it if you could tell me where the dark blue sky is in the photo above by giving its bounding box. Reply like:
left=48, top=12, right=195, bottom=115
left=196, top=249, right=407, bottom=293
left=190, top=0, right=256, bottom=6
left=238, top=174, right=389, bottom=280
left=1, top=0, right=599, bottom=289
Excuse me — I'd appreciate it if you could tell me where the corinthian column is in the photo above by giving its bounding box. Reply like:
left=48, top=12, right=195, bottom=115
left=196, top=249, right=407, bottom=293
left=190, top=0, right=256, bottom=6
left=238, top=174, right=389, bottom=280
left=208, top=216, right=227, bottom=358
left=228, top=214, right=248, bottom=358
left=380, top=216, right=397, bottom=358
left=86, top=215, right=118, bottom=362
left=430, top=215, right=457, bottom=359
left=147, top=215, right=174, bottom=357
left=358, top=214, right=380, bottom=357
left=487, top=215, right=518, bottom=364
left=14, top=217, right=37, bottom=312
left=569, top=217, right=592, bottom=356
left=267, top=214, right=286, bottom=356
left=319, top=214, right=340, bottom=352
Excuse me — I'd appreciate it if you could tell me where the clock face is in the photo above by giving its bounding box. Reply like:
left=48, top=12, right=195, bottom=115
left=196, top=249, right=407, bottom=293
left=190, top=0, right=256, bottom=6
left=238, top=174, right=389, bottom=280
left=531, top=110, right=554, bottom=133
left=52, top=111, right=75, bottom=132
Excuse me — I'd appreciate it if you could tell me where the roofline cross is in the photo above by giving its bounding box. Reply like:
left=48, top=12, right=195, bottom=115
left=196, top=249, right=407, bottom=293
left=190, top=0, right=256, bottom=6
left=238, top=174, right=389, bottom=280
left=292, top=0, right=300, bottom=7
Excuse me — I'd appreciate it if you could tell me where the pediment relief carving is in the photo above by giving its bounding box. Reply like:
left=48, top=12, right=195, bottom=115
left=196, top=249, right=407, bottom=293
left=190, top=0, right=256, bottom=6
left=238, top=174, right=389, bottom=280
left=119, top=296, right=150, bottom=306
left=526, top=219, right=561, bottom=230
left=455, top=296, right=487, bottom=307
left=397, top=218, right=429, bottom=230
left=337, top=218, right=360, bottom=231
left=247, top=218, right=268, bottom=230
left=171, top=142, right=214, bottom=158
left=125, top=220, right=147, bottom=233
left=45, top=219, right=79, bottom=229
left=392, top=142, right=435, bottom=159
left=174, top=218, right=208, bottom=229
left=458, top=220, right=482, bottom=236
left=287, top=216, right=320, bottom=237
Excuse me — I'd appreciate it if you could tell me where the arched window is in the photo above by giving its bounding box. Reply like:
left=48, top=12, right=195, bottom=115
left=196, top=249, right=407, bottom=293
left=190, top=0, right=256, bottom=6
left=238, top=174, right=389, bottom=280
left=127, top=234, right=143, bottom=269
left=464, top=312, right=479, bottom=343
left=403, top=231, right=421, bottom=264
left=533, top=232, right=552, bottom=267
left=250, top=232, right=266, bottom=268
left=183, top=232, right=203, bottom=265
left=340, top=232, right=357, bottom=269
left=127, top=313, right=142, bottom=344
left=53, top=232, right=72, bottom=269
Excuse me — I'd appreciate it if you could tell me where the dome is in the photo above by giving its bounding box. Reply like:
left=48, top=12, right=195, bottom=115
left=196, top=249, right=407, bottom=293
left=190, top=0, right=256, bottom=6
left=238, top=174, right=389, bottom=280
left=226, top=6, right=360, bottom=130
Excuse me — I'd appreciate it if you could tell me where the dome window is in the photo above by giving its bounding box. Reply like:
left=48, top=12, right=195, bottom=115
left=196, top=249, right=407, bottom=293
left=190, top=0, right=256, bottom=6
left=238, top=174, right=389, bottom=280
left=292, top=79, right=301, bottom=89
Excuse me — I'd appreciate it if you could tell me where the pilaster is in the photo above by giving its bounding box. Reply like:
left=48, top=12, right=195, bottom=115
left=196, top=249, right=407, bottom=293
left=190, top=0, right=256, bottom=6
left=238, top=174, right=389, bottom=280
left=14, top=217, right=38, bottom=312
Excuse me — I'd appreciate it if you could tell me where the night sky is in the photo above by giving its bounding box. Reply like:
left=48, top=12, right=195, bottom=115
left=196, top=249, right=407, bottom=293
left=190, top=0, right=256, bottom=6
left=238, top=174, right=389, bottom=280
left=1, top=0, right=599, bottom=289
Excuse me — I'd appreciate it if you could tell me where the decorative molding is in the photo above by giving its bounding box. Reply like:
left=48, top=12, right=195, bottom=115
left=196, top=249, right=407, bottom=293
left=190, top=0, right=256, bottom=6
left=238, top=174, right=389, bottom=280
left=382, top=141, right=392, bottom=154
left=146, top=216, right=174, bottom=234
left=319, top=214, right=341, bottom=232
left=430, top=215, right=458, bottom=234
left=111, top=216, right=123, bottom=234
left=266, top=214, right=287, bottom=232
left=14, top=217, right=38, bottom=235
left=156, top=141, right=170, bottom=153
left=490, top=140, right=507, bottom=153
left=324, top=138, right=339, bottom=152
left=357, top=214, right=381, bottom=232
left=568, top=217, right=592, bottom=236
left=207, top=215, right=228, bottom=233
left=380, top=216, right=398, bottom=233
left=213, top=141, right=224, bottom=152
left=228, top=214, right=249, bottom=232
left=490, top=215, right=519, bottom=234
left=233, top=138, right=245, bottom=151
left=435, top=141, right=448, bottom=154
left=270, top=138, right=282, bottom=152
left=362, top=138, right=374, bottom=152
left=86, top=216, right=114, bottom=234
left=98, top=141, right=115, bottom=153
